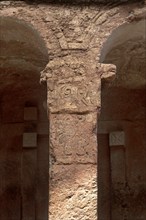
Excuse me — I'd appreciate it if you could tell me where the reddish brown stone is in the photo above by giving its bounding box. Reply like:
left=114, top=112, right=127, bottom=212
left=50, top=113, right=97, bottom=164
left=49, top=164, right=97, bottom=220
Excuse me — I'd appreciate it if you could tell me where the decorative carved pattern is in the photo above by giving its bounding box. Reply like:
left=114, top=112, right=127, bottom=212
left=47, top=80, right=100, bottom=113
left=50, top=114, right=97, bottom=164
left=41, top=57, right=101, bottom=113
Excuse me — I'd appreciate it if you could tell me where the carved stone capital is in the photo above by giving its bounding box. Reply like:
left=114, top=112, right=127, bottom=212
left=42, top=57, right=101, bottom=113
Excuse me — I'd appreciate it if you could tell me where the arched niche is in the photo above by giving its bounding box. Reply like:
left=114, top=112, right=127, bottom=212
left=98, top=19, right=146, bottom=220
left=100, top=19, right=146, bottom=89
left=0, top=17, right=49, bottom=220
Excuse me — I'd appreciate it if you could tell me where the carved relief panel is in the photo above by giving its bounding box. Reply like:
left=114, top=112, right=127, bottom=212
left=50, top=113, right=97, bottom=164
left=47, top=78, right=101, bottom=113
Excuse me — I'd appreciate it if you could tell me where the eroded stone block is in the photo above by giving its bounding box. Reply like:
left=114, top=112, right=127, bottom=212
left=23, top=133, right=37, bottom=147
left=109, top=131, right=125, bottom=146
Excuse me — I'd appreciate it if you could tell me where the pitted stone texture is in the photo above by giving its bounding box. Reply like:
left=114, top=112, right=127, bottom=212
left=50, top=113, right=97, bottom=164
left=49, top=164, right=97, bottom=220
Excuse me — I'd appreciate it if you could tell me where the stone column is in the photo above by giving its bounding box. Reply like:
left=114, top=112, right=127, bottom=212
left=41, top=56, right=116, bottom=220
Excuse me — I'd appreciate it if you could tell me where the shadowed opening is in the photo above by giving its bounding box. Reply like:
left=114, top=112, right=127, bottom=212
left=0, top=17, right=49, bottom=220
left=98, top=19, right=146, bottom=220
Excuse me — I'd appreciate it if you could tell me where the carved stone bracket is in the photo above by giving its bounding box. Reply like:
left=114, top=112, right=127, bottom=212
left=96, top=63, right=116, bottom=83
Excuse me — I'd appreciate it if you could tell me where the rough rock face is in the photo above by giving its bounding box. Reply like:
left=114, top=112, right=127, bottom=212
left=0, top=1, right=146, bottom=220
left=19, top=0, right=145, bottom=4
left=49, top=165, right=97, bottom=220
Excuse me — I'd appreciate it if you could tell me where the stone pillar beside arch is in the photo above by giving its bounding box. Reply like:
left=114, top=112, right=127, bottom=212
left=41, top=56, right=116, bottom=219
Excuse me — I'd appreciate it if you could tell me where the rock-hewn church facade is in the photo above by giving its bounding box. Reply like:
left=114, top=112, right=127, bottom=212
left=0, top=0, right=146, bottom=219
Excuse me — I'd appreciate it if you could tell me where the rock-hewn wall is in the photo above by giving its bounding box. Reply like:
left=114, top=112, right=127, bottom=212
left=0, top=1, right=145, bottom=219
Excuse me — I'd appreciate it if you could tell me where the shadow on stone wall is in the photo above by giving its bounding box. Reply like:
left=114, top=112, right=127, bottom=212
left=23, top=0, right=143, bottom=6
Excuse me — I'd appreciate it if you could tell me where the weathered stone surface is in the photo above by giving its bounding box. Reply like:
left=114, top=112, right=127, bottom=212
left=47, top=78, right=101, bottom=112
left=49, top=164, right=97, bottom=220
left=50, top=113, right=97, bottom=163
left=101, top=20, right=146, bottom=89
left=23, top=132, right=37, bottom=147
left=97, top=63, right=116, bottom=82
left=0, top=1, right=146, bottom=220
left=41, top=56, right=101, bottom=113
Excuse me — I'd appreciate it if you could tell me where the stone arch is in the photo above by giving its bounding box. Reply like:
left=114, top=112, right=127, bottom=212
left=100, top=19, right=145, bottom=62
left=0, top=16, right=49, bottom=77
left=0, top=6, right=63, bottom=58
left=0, top=16, right=49, bottom=220
left=98, top=17, right=146, bottom=220
left=86, top=7, right=146, bottom=62
left=99, top=18, right=145, bottom=88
